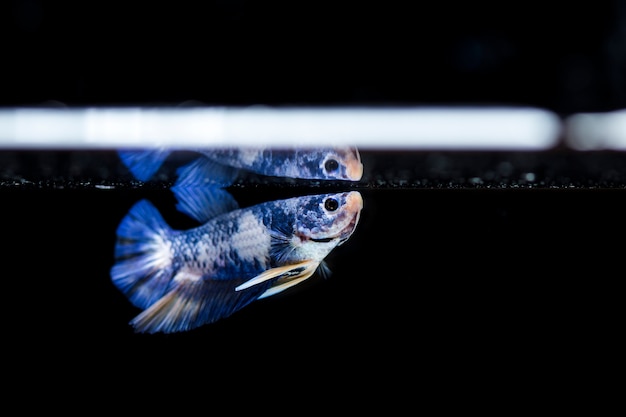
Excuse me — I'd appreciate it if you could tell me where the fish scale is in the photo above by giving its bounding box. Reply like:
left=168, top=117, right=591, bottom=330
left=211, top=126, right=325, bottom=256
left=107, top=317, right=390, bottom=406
left=172, top=221, right=268, bottom=278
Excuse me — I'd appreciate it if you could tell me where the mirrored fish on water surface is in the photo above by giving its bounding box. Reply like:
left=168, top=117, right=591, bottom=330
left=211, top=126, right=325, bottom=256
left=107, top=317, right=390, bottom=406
left=118, top=147, right=363, bottom=185
left=110, top=187, right=363, bottom=333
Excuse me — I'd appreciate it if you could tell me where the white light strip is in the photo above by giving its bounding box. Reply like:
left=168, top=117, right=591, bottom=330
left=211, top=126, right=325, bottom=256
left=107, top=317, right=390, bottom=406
left=0, top=106, right=562, bottom=150
left=564, top=109, right=626, bottom=150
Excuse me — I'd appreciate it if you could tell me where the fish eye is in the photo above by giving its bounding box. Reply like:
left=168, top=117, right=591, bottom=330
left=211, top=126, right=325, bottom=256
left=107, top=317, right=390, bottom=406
left=324, top=158, right=339, bottom=173
left=324, top=198, right=339, bottom=212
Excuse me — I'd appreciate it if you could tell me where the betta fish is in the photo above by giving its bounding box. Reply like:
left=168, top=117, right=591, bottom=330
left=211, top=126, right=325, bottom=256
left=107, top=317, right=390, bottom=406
left=118, top=147, right=363, bottom=185
left=110, top=187, right=363, bottom=333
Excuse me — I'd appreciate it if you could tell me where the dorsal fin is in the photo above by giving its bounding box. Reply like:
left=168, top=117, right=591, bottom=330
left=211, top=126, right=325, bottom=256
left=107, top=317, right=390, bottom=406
left=118, top=149, right=172, bottom=181
left=171, top=185, right=239, bottom=223
left=175, top=157, right=240, bottom=187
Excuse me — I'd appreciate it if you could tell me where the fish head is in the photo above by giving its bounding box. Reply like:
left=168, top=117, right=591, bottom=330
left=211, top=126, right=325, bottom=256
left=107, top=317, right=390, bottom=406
left=290, top=147, right=363, bottom=181
left=243, top=191, right=363, bottom=298
left=318, top=147, right=363, bottom=181
left=285, top=191, right=363, bottom=262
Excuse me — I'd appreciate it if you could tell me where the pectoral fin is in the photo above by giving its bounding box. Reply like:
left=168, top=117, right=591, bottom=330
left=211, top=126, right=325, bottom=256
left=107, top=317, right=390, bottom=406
left=235, top=260, right=319, bottom=292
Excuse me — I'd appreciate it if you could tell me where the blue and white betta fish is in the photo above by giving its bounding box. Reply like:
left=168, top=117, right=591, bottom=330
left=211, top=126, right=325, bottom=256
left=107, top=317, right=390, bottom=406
left=110, top=187, right=363, bottom=333
left=118, top=147, right=363, bottom=185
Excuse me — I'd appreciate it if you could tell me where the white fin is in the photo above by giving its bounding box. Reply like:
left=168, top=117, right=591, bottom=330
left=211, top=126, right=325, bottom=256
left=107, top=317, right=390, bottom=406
left=257, top=267, right=318, bottom=299
left=235, top=259, right=318, bottom=291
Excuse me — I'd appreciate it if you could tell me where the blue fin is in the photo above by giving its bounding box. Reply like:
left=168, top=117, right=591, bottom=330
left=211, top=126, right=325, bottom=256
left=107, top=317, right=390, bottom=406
left=175, top=157, right=240, bottom=187
left=129, top=278, right=272, bottom=333
left=118, top=149, right=172, bottom=181
left=110, top=199, right=175, bottom=309
left=171, top=184, right=239, bottom=223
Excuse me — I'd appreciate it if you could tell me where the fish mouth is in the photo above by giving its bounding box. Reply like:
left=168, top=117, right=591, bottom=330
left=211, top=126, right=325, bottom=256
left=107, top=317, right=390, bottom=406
left=310, top=214, right=359, bottom=245
left=337, top=191, right=363, bottom=244
left=337, top=210, right=360, bottom=245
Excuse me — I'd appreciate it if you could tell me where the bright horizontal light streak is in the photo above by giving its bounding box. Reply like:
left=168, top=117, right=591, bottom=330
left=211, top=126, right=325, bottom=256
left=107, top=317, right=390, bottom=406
left=564, top=109, right=626, bottom=150
left=0, top=106, right=561, bottom=150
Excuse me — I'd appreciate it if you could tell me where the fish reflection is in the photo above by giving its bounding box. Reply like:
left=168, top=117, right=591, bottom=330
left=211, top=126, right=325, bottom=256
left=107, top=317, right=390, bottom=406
left=110, top=186, right=363, bottom=333
left=118, top=147, right=363, bottom=184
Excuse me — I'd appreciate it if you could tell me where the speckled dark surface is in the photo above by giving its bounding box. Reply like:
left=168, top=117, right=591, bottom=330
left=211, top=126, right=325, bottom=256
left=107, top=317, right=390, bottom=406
left=3, top=148, right=626, bottom=189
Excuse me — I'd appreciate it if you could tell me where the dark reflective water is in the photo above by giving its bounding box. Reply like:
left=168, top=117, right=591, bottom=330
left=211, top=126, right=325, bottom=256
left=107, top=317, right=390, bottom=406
left=1, top=150, right=623, bottom=391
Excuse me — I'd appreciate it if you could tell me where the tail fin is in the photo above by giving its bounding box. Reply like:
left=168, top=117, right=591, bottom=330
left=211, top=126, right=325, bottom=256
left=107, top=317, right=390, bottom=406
left=118, top=149, right=172, bottom=181
left=111, top=199, right=175, bottom=309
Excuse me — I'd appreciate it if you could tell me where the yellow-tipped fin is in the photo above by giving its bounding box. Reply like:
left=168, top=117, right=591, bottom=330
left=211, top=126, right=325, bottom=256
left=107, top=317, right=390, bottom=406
left=235, top=259, right=319, bottom=292
left=257, top=266, right=318, bottom=299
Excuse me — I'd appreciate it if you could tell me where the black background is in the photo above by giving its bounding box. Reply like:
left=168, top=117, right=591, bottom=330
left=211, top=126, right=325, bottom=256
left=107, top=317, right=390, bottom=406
left=3, top=1, right=626, bottom=114
left=2, top=0, right=624, bottom=409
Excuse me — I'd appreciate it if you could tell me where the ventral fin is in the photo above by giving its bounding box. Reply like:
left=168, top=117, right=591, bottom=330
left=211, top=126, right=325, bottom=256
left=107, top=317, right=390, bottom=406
left=235, top=260, right=319, bottom=292
left=257, top=267, right=318, bottom=299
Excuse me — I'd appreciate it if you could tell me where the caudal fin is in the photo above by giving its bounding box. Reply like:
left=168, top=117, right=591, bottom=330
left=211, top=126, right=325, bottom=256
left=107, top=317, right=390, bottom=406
left=111, top=199, right=175, bottom=310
